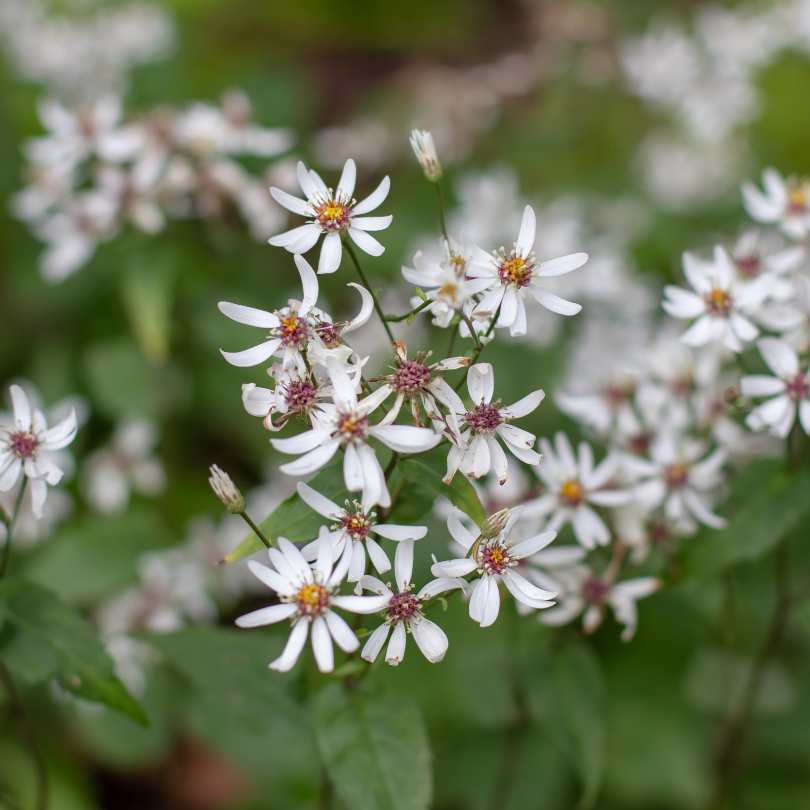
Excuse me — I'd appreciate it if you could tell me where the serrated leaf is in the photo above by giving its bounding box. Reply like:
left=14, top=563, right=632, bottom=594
left=398, top=449, right=485, bottom=525
left=680, top=460, right=810, bottom=578
left=0, top=579, right=148, bottom=725
left=313, top=683, right=432, bottom=810
left=223, top=457, right=349, bottom=564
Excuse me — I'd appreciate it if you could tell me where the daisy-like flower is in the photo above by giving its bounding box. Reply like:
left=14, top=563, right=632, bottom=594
left=431, top=508, right=557, bottom=628
left=241, top=356, right=365, bottom=431
left=402, top=235, right=492, bottom=328
left=742, top=168, right=810, bottom=241
left=359, top=540, right=464, bottom=665
left=662, top=245, right=773, bottom=353
left=466, top=205, right=588, bottom=337
left=741, top=338, right=810, bottom=437
left=729, top=229, right=804, bottom=300
left=218, top=254, right=373, bottom=374
left=524, top=433, right=633, bottom=550
left=444, top=363, right=544, bottom=484
left=555, top=374, right=641, bottom=440
left=271, top=358, right=441, bottom=509
left=297, top=482, right=427, bottom=586
left=0, top=385, right=78, bottom=518
left=622, top=433, right=727, bottom=531
left=268, top=159, right=392, bottom=274
left=540, top=564, right=661, bottom=642
left=235, top=529, right=390, bottom=673
left=372, top=341, right=469, bottom=441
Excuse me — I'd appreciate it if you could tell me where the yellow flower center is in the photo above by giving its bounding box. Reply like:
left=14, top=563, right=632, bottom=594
left=295, top=583, right=329, bottom=616
left=704, top=287, right=732, bottom=317
left=665, top=463, right=689, bottom=489
left=497, top=255, right=534, bottom=288
left=559, top=478, right=584, bottom=506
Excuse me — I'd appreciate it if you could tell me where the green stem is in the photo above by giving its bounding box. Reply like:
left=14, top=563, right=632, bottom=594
left=240, top=512, right=272, bottom=548
left=343, top=239, right=395, bottom=343
left=446, top=321, right=458, bottom=356
left=454, top=308, right=499, bottom=392
left=0, top=662, right=48, bottom=810
left=434, top=182, right=449, bottom=243
left=460, top=311, right=483, bottom=352
left=383, top=451, right=400, bottom=481
left=0, top=477, right=27, bottom=587
left=385, top=299, right=431, bottom=322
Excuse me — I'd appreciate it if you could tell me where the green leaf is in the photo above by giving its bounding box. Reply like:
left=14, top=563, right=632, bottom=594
left=224, top=457, right=349, bottom=563
left=384, top=475, right=436, bottom=524
left=680, top=460, right=810, bottom=578
left=414, top=286, right=427, bottom=302
left=0, top=579, right=148, bottom=725
left=313, top=682, right=432, bottom=810
left=398, top=448, right=485, bottom=525
left=526, top=642, right=606, bottom=809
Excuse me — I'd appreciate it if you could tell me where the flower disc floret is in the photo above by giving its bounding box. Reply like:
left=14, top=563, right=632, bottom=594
left=664, top=462, right=689, bottom=489
left=290, top=582, right=332, bottom=618
left=559, top=478, right=584, bottom=506
left=496, top=250, right=535, bottom=289
left=283, top=379, right=318, bottom=413
left=7, top=429, right=41, bottom=460
left=704, top=288, right=732, bottom=317
left=475, top=538, right=518, bottom=576
left=314, top=321, right=343, bottom=349
left=787, top=178, right=810, bottom=215
left=336, top=411, right=370, bottom=443
left=276, top=311, right=311, bottom=350
left=310, top=190, right=354, bottom=232
left=465, top=402, right=503, bottom=433
left=786, top=373, right=810, bottom=402
left=391, top=359, right=433, bottom=393
left=385, top=589, right=422, bottom=623
left=581, top=576, right=610, bottom=605
left=340, top=508, right=373, bottom=540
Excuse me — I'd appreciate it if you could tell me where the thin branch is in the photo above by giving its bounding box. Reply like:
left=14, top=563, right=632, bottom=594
left=240, top=512, right=272, bottom=548
left=434, top=182, right=449, bottom=243
left=0, top=477, right=27, bottom=586
left=343, top=239, right=395, bottom=343
left=0, top=662, right=48, bottom=810
left=385, top=299, right=431, bottom=322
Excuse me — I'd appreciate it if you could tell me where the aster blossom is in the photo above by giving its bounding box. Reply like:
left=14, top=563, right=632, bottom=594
left=742, top=168, right=810, bottom=241
left=270, top=358, right=441, bottom=509
left=466, top=205, right=588, bottom=337
left=444, top=363, right=544, bottom=484
left=235, top=529, right=390, bottom=673
left=662, top=245, right=772, bottom=353
left=269, top=159, right=392, bottom=274
left=0, top=385, right=78, bottom=519
left=431, top=508, right=557, bottom=628
left=359, top=540, right=464, bottom=665
left=525, top=433, right=633, bottom=550
left=741, top=338, right=810, bottom=437
left=297, top=482, right=427, bottom=586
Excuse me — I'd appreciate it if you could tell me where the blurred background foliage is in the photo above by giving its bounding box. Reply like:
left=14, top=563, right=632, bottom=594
left=2, top=0, right=810, bottom=809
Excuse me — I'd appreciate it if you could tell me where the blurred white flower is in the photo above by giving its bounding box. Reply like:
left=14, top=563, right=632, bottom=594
left=743, top=168, right=810, bottom=240
left=83, top=416, right=166, bottom=514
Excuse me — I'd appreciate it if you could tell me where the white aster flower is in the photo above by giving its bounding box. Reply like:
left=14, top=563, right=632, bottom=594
left=401, top=235, right=493, bottom=327
left=555, top=374, right=642, bottom=441
left=271, top=358, right=441, bottom=509
left=622, top=433, right=727, bottom=531
left=297, top=482, right=427, bottom=587
left=0, top=385, right=78, bottom=518
left=524, top=433, right=633, bottom=550
left=359, top=539, right=464, bottom=665
left=235, top=529, right=390, bottom=673
left=431, top=508, right=557, bottom=628
left=741, top=338, right=810, bottom=438
left=742, top=168, right=810, bottom=240
left=268, top=159, right=392, bottom=274
left=662, top=245, right=772, bottom=353
left=444, top=363, right=544, bottom=484
left=729, top=229, right=804, bottom=300
left=540, top=564, right=661, bottom=642
left=83, top=416, right=166, bottom=514
left=756, top=275, right=810, bottom=354
left=466, top=205, right=588, bottom=336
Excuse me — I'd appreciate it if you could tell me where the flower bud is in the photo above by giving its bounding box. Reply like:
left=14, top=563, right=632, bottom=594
left=409, top=130, right=442, bottom=182
left=208, top=464, right=245, bottom=514
left=480, top=507, right=510, bottom=539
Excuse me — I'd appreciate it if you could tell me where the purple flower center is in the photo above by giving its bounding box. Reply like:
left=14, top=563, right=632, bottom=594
left=496, top=255, right=534, bottom=288
left=278, top=312, right=311, bottom=350
left=465, top=402, right=502, bottom=433
left=787, top=373, right=809, bottom=402
left=386, top=591, right=421, bottom=623
left=283, top=379, right=318, bottom=413
left=581, top=576, right=610, bottom=604
left=315, top=322, right=342, bottom=349
left=336, top=411, right=370, bottom=443
left=6, top=429, right=40, bottom=460
left=664, top=463, right=689, bottom=489
left=476, top=539, right=515, bottom=575
left=392, top=360, right=432, bottom=394
left=341, top=510, right=371, bottom=539
left=735, top=253, right=761, bottom=278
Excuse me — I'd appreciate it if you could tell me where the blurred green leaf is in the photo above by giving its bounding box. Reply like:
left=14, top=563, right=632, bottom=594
left=526, top=642, right=606, bottom=809
left=384, top=474, right=435, bottom=524
left=0, top=579, right=148, bottom=725
left=398, top=449, right=485, bottom=525
left=224, top=456, right=349, bottom=563
left=680, top=460, right=810, bottom=578
left=119, top=250, right=178, bottom=365
left=313, top=682, right=432, bottom=810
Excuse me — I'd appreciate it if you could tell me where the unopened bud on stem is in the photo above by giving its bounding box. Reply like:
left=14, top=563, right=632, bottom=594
left=208, top=464, right=245, bottom=514
left=480, top=508, right=510, bottom=539
left=409, top=130, right=442, bottom=182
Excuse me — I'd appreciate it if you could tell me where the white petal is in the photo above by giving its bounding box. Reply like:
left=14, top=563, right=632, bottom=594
left=325, top=610, right=360, bottom=653
left=352, top=176, right=390, bottom=215
left=337, top=159, right=356, bottom=198
left=511, top=531, right=556, bottom=558
left=311, top=616, right=334, bottom=672
left=268, top=619, right=309, bottom=672
left=343, top=443, right=364, bottom=492
left=757, top=337, right=799, bottom=379
left=271, top=427, right=334, bottom=455
left=221, top=340, right=281, bottom=367
left=505, top=389, right=544, bottom=418
left=516, top=205, right=536, bottom=256
left=528, top=285, right=581, bottom=315
left=296, top=161, right=319, bottom=199
left=367, top=537, right=392, bottom=575
left=297, top=482, right=341, bottom=518
left=467, top=362, right=494, bottom=404
left=373, top=523, right=427, bottom=541
left=351, top=216, right=393, bottom=232
left=740, top=375, right=786, bottom=397
left=318, top=231, right=343, bottom=275
left=447, top=509, right=476, bottom=549
left=235, top=603, right=296, bottom=627
left=348, top=227, right=385, bottom=257
left=385, top=624, right=407, bottom=665
left=361, top=624, right=391, bottom=662
left=269, top=186, right=311, bottom=216
left=269, top=223, right=320, bottom=248
left=535, top=252, right=588, bottom=277
left=343, top=283, right=374, bottom=333
left=10, top=385, right=31, bottom=427
left=332, top=594, right=392, bottom=614
left=393, top=539, right=413, bottom=591
left=411, top=618, right=449, bottom=663
left=368, top=424, right=441, bottom=453
left=293, top=253, right=319, bottom=315
left=278, top=439, right=341, bottom=476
